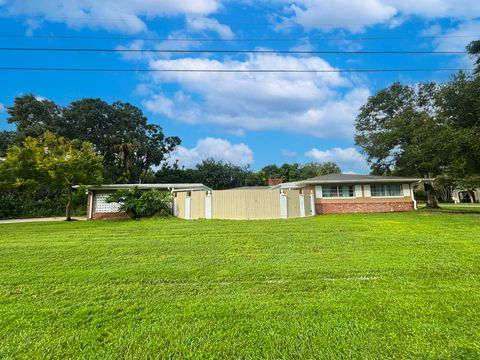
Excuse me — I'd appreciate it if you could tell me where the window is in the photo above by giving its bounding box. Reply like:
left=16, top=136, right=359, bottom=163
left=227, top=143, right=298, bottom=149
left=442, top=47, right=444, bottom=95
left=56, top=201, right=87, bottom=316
left=370, top=184, right=402, bottom=197
left=322, top=185, right=354, bottom=198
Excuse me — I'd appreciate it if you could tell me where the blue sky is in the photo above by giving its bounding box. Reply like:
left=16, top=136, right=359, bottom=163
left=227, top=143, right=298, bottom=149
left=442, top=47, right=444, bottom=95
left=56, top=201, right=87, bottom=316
left=0, top=0, right=479, bottom=173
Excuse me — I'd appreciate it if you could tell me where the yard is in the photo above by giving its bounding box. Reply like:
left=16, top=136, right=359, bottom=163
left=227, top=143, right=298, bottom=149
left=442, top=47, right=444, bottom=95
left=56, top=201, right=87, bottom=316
left=1, top=212, right=479, bottom=359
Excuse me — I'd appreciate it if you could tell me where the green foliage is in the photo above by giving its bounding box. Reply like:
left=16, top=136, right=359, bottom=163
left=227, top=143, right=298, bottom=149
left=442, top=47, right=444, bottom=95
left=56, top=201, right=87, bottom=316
left=0, top=131, right=15, bottom=157
left=467, top=40, right=480, bottom=73
left=154, top=159, right=341, bottom=189
left=1, top=132, right=103, bottom=219
left=155, top=159, right=263, bottom=189
left=0, top=187, right=87, bottom=219
left=259, top=161, right=341, bottom=183
left=107, top=187, right=173, bottom=219
left=0, top=213, right=479, bottom=358
left=355, top=63, right=480, bottom=207
left=6, top=94, right=62, bottom=139
left=6, top=96, right=181, bottom=183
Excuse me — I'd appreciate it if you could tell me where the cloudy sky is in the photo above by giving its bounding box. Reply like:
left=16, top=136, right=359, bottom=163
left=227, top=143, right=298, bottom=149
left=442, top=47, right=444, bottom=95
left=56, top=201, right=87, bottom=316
left=0, top=0, right=478, bottom=173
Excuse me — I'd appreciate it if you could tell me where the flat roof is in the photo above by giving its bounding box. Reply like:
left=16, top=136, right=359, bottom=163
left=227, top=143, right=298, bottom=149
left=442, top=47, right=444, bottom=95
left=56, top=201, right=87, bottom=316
left=80, top=183, right=212, bottom=191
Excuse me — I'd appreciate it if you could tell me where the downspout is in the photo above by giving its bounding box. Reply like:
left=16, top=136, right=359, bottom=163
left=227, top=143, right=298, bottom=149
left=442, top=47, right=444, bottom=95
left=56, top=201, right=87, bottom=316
left=411, top=181, right=420, bottom=210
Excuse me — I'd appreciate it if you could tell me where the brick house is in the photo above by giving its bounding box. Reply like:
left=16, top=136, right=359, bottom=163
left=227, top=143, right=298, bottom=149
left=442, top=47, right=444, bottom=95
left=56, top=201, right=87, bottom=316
left=273, top=174, right=426, bottom=214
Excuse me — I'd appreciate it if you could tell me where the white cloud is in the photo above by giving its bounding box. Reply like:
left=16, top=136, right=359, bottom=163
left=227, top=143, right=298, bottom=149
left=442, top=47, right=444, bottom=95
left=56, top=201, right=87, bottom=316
left=432, top=21, right=480, bottom=52
left=0, top=102, right=5, bottom=112
left=287, top=0, right=397, bottom=33
left=424, top=20, right=480, bottom=68
left=385, top=0, right=480, bottom=19
left=186, top=16, right=234, bottom=39
left=6, top=0, right=221, bottom=33
left=143, top=54, right=370, bottom=139
left=281, top=149, right=298, bottom=157
left=169, top=137, right=254, bottom=168
left=305, top=147, right=370, bottom=173
left=272, top=0, right=480, bottom=32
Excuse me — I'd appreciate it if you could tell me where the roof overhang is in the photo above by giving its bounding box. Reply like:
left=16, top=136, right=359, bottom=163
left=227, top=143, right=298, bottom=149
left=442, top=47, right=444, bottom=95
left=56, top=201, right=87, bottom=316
left=76, top=183, right=212, bottom=191
left=271, top=178, right=433, bottom=189
left=298, top=178, right=432, bottom=185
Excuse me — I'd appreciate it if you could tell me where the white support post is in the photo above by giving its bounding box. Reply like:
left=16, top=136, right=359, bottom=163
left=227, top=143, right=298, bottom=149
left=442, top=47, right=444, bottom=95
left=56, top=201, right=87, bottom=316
left=299, top=193, right=305, bottom=217
left=87, top=192, right=94, bottom=220
left=310, top=190, right=316, bottom=216
left=185, top=195, right=191, bottom=220
left=172, top=196, right=177, bottom=217
left=205, top=191, right=212, bottom=219
left=280, top=189, right=288, bottom=219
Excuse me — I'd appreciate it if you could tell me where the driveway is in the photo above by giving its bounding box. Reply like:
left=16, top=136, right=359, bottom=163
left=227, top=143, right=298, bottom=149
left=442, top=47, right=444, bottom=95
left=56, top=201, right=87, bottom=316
left=0, top=217, right=87, bottom=224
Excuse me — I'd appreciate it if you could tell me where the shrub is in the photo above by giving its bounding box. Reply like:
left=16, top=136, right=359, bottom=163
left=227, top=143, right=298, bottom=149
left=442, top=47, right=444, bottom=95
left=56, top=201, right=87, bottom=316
left=0, top=186, right=87, bottom=219
left=107, top=187, right=173, bottom=219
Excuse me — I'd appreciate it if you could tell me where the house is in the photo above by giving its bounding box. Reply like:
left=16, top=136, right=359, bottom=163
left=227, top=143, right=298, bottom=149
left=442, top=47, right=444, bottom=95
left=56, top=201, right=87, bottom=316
left=273, top=174, right=427, bottom=214
left=452, top=188, right=480, bottom=203
left=84, top=174, right=430, bottom=220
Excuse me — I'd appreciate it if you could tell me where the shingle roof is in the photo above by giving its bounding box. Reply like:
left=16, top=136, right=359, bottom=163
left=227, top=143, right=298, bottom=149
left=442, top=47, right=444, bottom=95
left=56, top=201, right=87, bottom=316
left=298, top=173, right=427, bottom=184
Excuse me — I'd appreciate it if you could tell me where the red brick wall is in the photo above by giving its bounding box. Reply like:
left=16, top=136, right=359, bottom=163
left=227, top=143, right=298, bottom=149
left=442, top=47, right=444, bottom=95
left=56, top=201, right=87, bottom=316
left=316, top=201, right=414, bottom=214
left=91, top=212, right=130, bottom=220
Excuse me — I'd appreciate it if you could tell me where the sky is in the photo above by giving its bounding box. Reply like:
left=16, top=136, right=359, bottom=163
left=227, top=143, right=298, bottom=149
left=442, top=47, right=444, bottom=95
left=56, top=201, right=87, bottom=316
left=0, top=0, right=479, bottom=173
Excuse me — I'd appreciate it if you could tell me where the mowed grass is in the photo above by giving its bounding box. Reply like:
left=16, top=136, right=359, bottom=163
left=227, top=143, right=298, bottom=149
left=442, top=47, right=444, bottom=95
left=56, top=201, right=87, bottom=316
left=1, top=212, right=479, bottom=359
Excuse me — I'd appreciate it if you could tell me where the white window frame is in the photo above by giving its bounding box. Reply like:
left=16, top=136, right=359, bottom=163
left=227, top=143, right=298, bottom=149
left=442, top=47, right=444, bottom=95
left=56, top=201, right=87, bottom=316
left=370, top=184, right=403, bottom=198
left=320, top=184, right=356, bottom=199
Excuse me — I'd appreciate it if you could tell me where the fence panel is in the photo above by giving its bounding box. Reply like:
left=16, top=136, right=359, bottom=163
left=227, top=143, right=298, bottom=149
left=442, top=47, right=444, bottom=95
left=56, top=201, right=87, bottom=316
left=191, top=191, right=206, bottom=219
left=176, top=192, right=187, bottom=219
left=212, top=189, right=281, bottom=220
left=304, top=192, right=312, bottom=216
left=285, top=189, right=301, bottom=218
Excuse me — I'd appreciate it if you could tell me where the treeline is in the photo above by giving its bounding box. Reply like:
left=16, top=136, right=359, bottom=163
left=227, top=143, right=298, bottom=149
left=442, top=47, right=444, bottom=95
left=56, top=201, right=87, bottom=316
left=153, top=160, right=341, bottom=190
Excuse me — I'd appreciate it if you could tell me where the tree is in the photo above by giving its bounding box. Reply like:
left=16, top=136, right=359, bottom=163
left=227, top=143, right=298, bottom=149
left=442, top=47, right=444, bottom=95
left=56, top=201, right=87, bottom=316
left=6, top=96, right=181, bottom=184
left=3, top=132, right=103, bottom=220
left=354, top=82, right=460, bottom=208
left=62, top=100, right=181, bottom=183
left=301, top=162, right=341, bottom=178
left=194, top=159, right=255, bottom=190
left=467, top=40, right=480, bottom=73
left=0, top=131, right=15, bottom=157
left=6, top=94, right=62, bottom=139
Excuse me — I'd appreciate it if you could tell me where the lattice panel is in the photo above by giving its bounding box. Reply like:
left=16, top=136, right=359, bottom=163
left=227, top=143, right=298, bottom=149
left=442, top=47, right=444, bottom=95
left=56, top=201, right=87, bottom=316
left=94, top=193, right=122, bottom=213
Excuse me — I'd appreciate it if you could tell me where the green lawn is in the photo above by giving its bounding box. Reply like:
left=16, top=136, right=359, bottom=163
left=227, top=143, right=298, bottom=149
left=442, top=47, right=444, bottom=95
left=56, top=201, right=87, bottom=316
left=1, top=212, right=479, bottom=359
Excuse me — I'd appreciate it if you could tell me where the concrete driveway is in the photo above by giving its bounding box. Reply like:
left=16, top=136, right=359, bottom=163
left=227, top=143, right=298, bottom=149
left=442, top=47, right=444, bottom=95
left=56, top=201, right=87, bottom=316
left=0, top=217, right=86, bottom=224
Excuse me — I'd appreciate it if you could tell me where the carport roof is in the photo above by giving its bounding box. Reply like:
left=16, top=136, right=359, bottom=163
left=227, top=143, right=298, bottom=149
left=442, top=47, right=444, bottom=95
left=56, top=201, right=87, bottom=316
left=78, top=183, right=212, bottom=191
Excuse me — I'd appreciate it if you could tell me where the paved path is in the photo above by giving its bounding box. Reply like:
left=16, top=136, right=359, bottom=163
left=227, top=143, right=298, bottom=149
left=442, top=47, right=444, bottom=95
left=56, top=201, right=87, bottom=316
left=0, top=216, right=86, bottom=224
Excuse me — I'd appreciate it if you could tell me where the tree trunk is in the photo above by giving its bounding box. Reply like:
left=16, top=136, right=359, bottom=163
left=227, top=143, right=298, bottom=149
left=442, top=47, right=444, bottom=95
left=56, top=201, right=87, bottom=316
left=65, top=186, right=73, bottom=221
left=424, top=182, right=440, bottom=209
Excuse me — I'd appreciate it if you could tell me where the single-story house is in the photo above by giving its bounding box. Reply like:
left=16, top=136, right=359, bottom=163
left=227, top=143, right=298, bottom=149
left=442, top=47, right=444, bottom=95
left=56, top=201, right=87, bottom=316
left=84, top=174, right=430, bottom=220
left=452, top=188, right=480, bottom=203
left=273, top=174, right=428, bottom=214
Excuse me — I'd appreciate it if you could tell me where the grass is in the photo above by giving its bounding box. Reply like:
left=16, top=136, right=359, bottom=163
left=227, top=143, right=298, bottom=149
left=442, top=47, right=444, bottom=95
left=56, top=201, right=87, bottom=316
left=1, top=212, right=480, bottom=359
left=417, top=202, right=480, bottom=214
